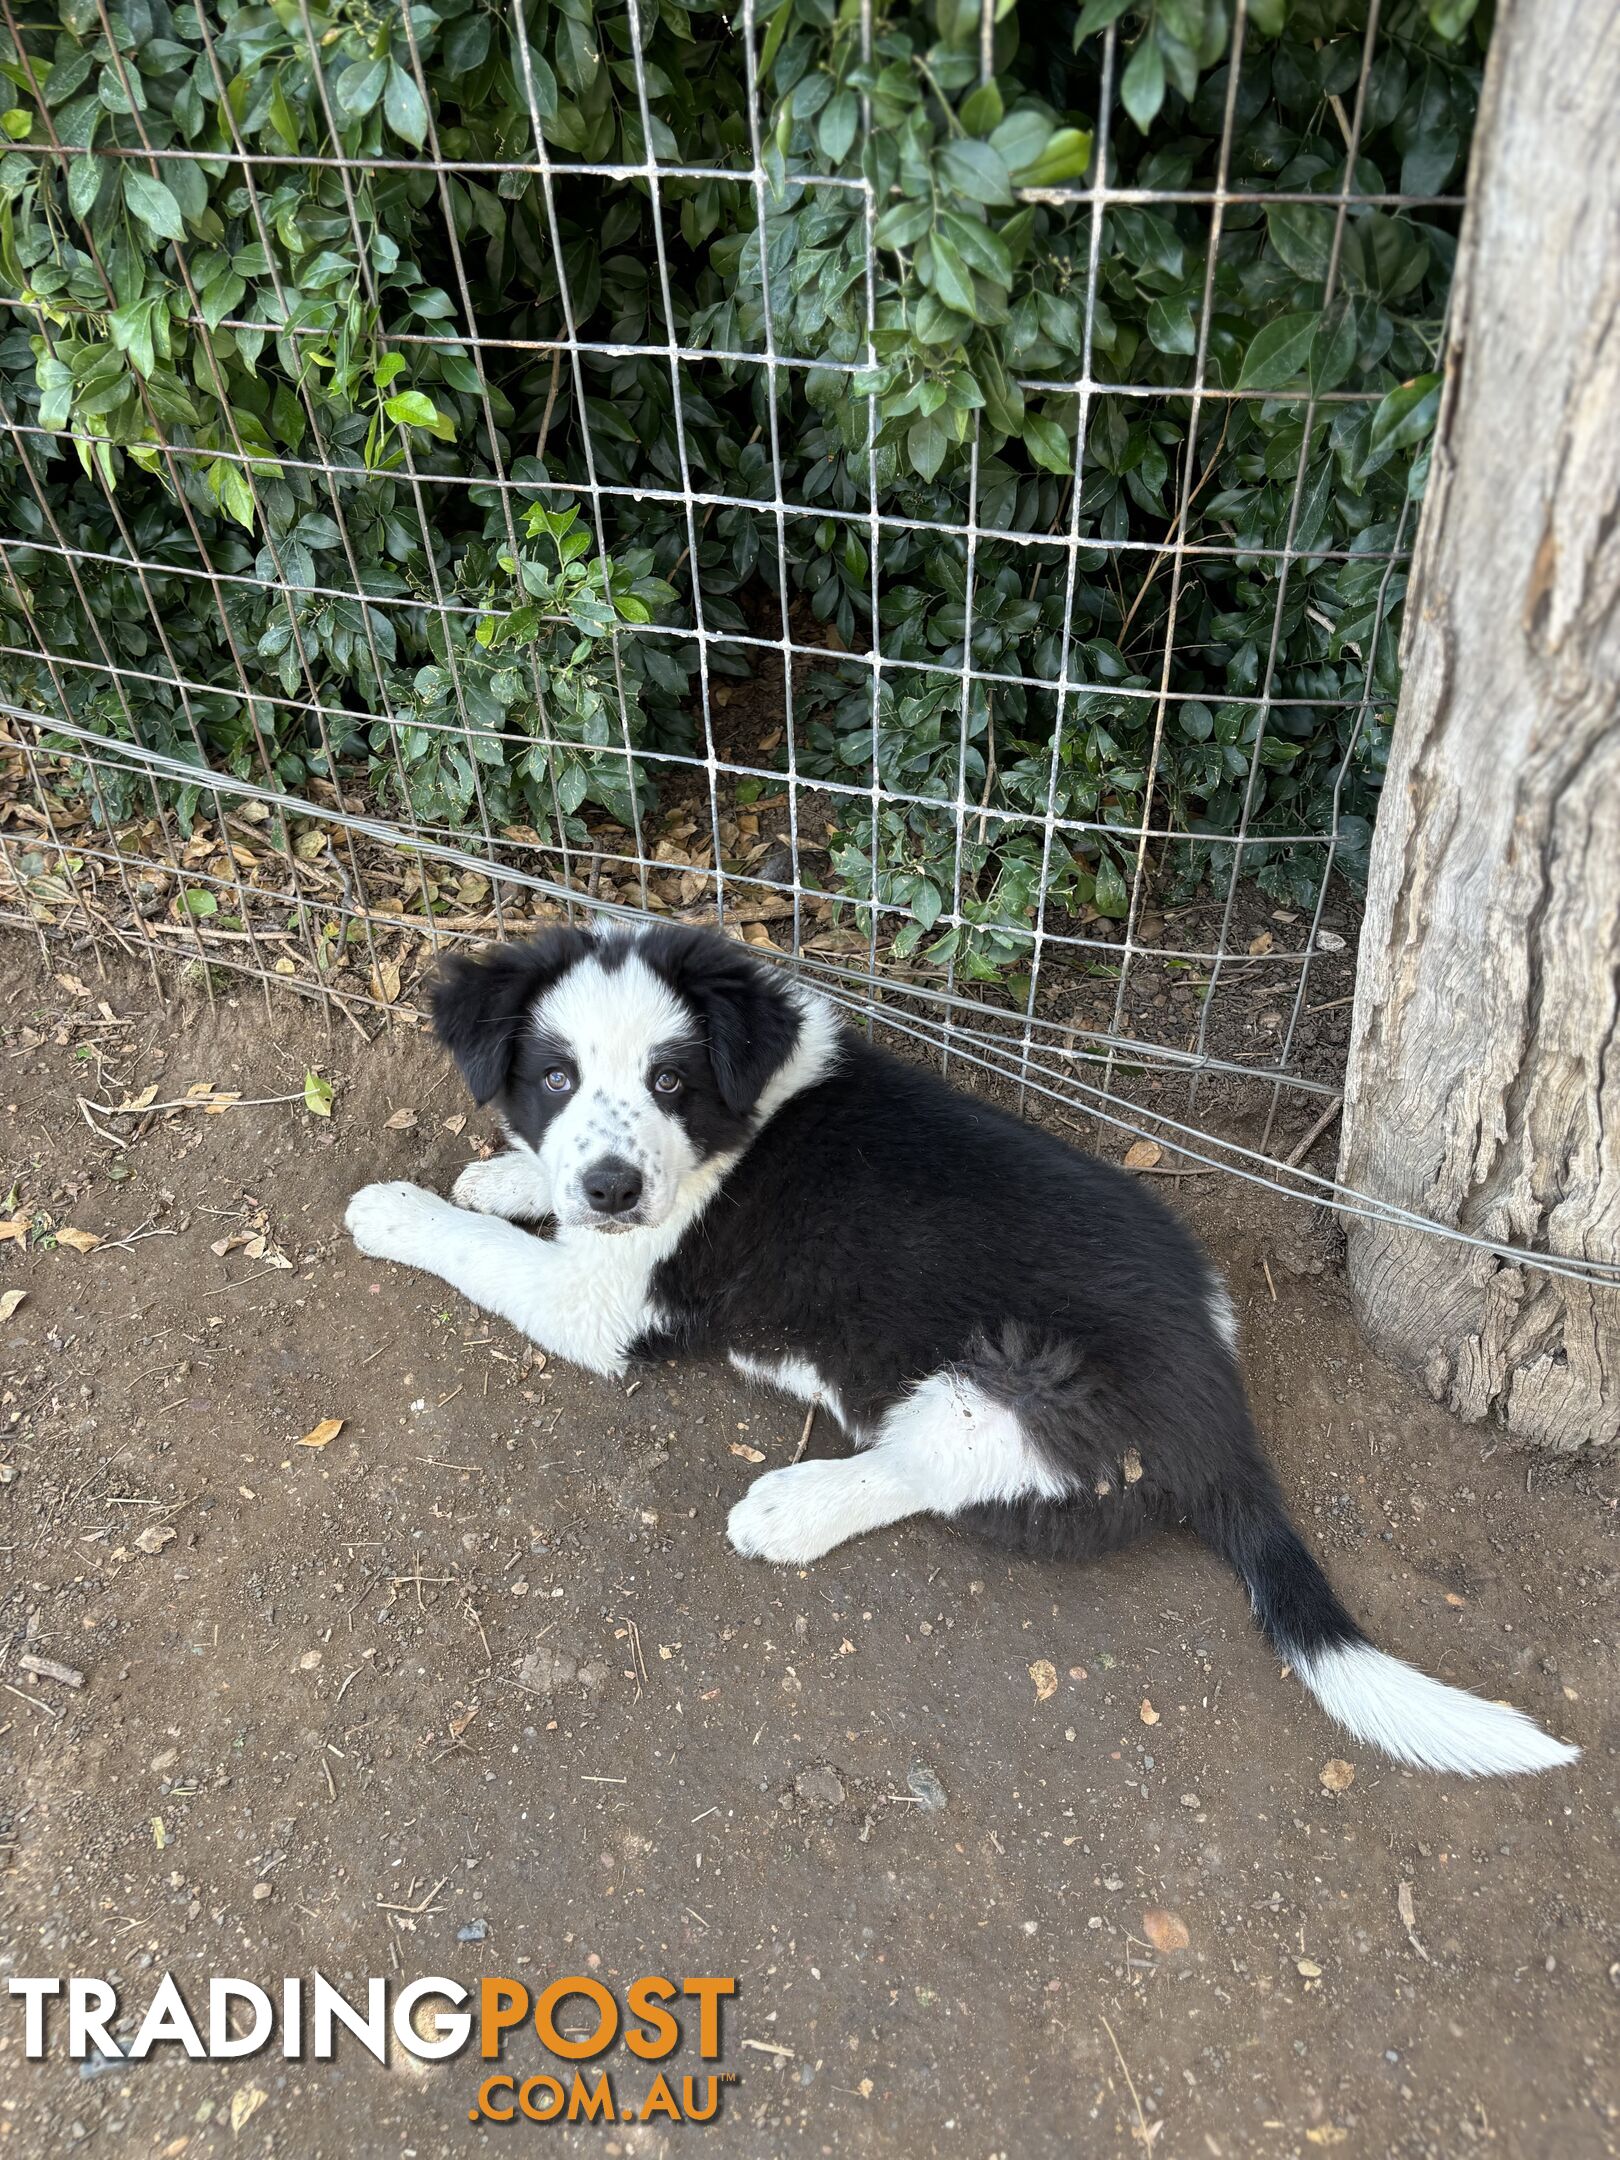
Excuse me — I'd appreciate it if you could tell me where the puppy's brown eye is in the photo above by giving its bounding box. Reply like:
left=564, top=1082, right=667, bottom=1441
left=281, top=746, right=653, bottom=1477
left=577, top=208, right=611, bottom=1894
left=544, top=1069, right=572, bottom=1093
left=653, top=1070, right=682, bottom=1096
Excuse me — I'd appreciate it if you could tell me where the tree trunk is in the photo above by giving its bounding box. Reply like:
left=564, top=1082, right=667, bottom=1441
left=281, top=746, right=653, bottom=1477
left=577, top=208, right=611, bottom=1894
left=1337, top=0, right=1620, bottom=1451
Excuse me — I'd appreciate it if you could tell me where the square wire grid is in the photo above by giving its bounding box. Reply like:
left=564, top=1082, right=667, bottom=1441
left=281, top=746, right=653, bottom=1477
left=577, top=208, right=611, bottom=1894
left=0, top=0, right=1438, bottom=1164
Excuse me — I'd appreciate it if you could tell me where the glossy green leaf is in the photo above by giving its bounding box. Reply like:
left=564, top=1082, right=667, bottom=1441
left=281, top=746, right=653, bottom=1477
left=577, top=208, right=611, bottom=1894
left=384, top=61, right=429, bottom=149
left=1022, top=412, right=1073, bottom=474
left=1236, top=310, right=1320, bottom=391
left=1120, top=35, right=1166, bottom=131
left=121, top=168, right=185, bottom=241
left=936, top=136, right=1013, bottom=205
left=1360, top=372, right=1442, bottom=470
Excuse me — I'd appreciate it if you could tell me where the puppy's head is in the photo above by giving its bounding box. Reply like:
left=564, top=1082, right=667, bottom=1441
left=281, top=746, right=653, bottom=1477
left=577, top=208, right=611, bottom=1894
left=432, top=925, right=805, bottom=1232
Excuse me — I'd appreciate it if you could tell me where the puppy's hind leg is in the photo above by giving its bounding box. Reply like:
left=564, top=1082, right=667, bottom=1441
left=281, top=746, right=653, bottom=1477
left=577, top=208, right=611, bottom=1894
left=728, top=1368, right=1069, bottom=1566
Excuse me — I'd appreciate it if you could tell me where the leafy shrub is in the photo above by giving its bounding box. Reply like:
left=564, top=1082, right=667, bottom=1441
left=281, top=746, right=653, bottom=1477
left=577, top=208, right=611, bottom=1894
left=0, top=0, right=1483, bottom=971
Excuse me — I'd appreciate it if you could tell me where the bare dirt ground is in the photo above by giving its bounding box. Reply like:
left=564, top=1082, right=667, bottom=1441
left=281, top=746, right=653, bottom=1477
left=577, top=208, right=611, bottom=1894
left=0, top=939, right=1615, bottom=2160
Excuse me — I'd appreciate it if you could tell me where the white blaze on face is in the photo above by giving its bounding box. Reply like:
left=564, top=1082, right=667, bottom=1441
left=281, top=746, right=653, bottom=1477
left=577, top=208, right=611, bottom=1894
left=531, top=951, right=702, bottom=1229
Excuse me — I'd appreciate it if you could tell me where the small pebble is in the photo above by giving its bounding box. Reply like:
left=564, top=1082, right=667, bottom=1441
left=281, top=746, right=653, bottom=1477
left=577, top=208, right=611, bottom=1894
left=794, top=1765, right=845, bottom=1807
left=907, top=1763, right=948, bottom=1812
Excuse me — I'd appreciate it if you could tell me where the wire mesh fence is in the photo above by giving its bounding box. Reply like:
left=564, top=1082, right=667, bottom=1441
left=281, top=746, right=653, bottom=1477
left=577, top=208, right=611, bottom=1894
left=0, top=0, right=1521, bottom=1250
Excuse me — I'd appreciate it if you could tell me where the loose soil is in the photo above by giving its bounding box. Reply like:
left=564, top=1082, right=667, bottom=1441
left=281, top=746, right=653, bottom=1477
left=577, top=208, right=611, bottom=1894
left=0, top=942, right=1615, bottom=2160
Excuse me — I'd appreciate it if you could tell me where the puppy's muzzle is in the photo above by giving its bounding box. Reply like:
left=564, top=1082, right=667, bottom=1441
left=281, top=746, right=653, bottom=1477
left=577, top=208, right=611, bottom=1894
left=581, top=1154, right=644, bottom=1222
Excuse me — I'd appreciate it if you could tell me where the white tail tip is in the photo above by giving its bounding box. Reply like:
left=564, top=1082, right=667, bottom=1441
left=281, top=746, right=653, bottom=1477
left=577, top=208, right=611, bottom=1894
left=1293, top=1641, right=1580, bottom=1777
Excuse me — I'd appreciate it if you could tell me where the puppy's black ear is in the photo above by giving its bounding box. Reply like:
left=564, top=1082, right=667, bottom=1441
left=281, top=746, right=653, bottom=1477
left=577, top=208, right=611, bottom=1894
left=648, top=930, right=802, bottom=1116
left=431, top=930, right=594, bottom=1103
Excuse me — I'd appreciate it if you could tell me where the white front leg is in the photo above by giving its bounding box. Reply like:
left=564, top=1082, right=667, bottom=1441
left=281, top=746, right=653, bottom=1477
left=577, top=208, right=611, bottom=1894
left=451, top=1147, right=554, bottom=1222
left=345, top=1181, right=636, bottom=1376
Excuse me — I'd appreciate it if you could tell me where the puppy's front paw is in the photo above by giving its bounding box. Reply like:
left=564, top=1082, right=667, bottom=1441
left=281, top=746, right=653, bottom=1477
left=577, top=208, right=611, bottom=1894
left=345, top=1180, right=448, bottom=1266
left=451, top=1154, right=547, bottom=1220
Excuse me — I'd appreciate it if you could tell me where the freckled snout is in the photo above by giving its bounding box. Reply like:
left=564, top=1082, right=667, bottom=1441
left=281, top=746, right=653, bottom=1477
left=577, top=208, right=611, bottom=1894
left=581, top=1154, right=644, bottom=1220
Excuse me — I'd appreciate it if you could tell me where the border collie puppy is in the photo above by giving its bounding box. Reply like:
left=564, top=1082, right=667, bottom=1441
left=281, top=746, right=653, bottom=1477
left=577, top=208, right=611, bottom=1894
left=345, top=923, right=1576, bottom=1778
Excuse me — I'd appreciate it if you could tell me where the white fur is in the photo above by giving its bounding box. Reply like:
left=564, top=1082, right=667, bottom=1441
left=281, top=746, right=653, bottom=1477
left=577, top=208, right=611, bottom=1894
left=728, top=1370, right=1066, bottom=1564
left=1208, top=1279, right=1239, bottom=1351
left=530, top=952, right=703, bottom=1229
left=347, top=973, right=845, bottom=1376
left=451, top=1148, right=553, bottom=1220
left=1292, top=1641, right=1580, bottom=1777
left=346, top=1173, right=725, bottom=1376
left=754, top=986, right=843, bottom=1124
left=728, top=1351, right=850, bottom=1433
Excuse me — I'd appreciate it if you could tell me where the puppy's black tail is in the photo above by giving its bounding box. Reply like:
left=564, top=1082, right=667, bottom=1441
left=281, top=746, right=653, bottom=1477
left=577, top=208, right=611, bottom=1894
left=1190, top=1479, right=1578, bottom=1777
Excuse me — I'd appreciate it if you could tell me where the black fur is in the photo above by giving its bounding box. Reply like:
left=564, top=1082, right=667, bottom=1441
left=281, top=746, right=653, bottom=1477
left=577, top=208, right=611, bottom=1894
left=431, top=930, right=595, bottom=1106
left=465, top=927, right=1365, bottom=1671
left=638, top=926, right=805, bottom=1119
left=631, top=1021, right=1359, bottom=1652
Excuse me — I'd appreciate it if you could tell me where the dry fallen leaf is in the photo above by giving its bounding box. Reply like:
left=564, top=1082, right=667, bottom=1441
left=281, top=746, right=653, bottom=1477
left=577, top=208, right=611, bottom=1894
left=0, top=1289, right=25, bottom=1323
left=135, top=1524, right=176, bottom=1556
left=1123, top=1139, right=1162, bottom=1171
left=299, top=1418, right=345, bottom=1450
left=55, top=1227, right=101, bottom=1254
left=1319, top=1758, right=1356, bottom=1792
left=443, top=1113, right=468, bottom=1136
left=1142, top=1908, right=1190, bottom=1953
left=371, top=960, right=402, bottom=1005
left=0, top=1218, right=29, bottom=1246
left=1248, top=930, right=1274, bottom=955
left=729, top=1441, right=766, bottom=1464
left=1028, top=1659, right=1058, bottom=1702
left=117, top=1084, right=158, bottom=1113
left=1140, top=1697, right=1160, bottom=1725
left=1444, top=1591, right=1466, bottom=1607
left=1305, top=2130, right=1348, bottom=2147
left=230, top=2083, right=268, bottom=2134
left=384, top=1107, right=417, bottom=1130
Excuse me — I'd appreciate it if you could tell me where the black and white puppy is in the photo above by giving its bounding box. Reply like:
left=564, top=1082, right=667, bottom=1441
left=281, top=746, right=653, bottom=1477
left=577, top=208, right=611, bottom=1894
left=345, top=923, right=1576, bottom=1778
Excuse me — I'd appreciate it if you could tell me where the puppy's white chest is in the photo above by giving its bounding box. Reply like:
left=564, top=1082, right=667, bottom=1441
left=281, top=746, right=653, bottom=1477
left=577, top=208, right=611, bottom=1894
left=549, top=1221, right=665, bottom=1339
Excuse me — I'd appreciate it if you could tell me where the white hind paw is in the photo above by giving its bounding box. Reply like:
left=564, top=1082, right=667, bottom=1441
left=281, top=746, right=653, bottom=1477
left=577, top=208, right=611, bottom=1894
left=729, top=1457, right=913, bottom=1565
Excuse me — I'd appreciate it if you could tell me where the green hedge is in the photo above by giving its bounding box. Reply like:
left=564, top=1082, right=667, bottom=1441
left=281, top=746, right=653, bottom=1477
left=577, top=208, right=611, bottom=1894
left=0, top=0, right=1483, bottom=977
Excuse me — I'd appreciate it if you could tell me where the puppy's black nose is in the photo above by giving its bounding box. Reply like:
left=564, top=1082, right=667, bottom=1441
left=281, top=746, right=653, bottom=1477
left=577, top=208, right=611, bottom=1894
left=583, top=1156, right=643, bottom=1216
